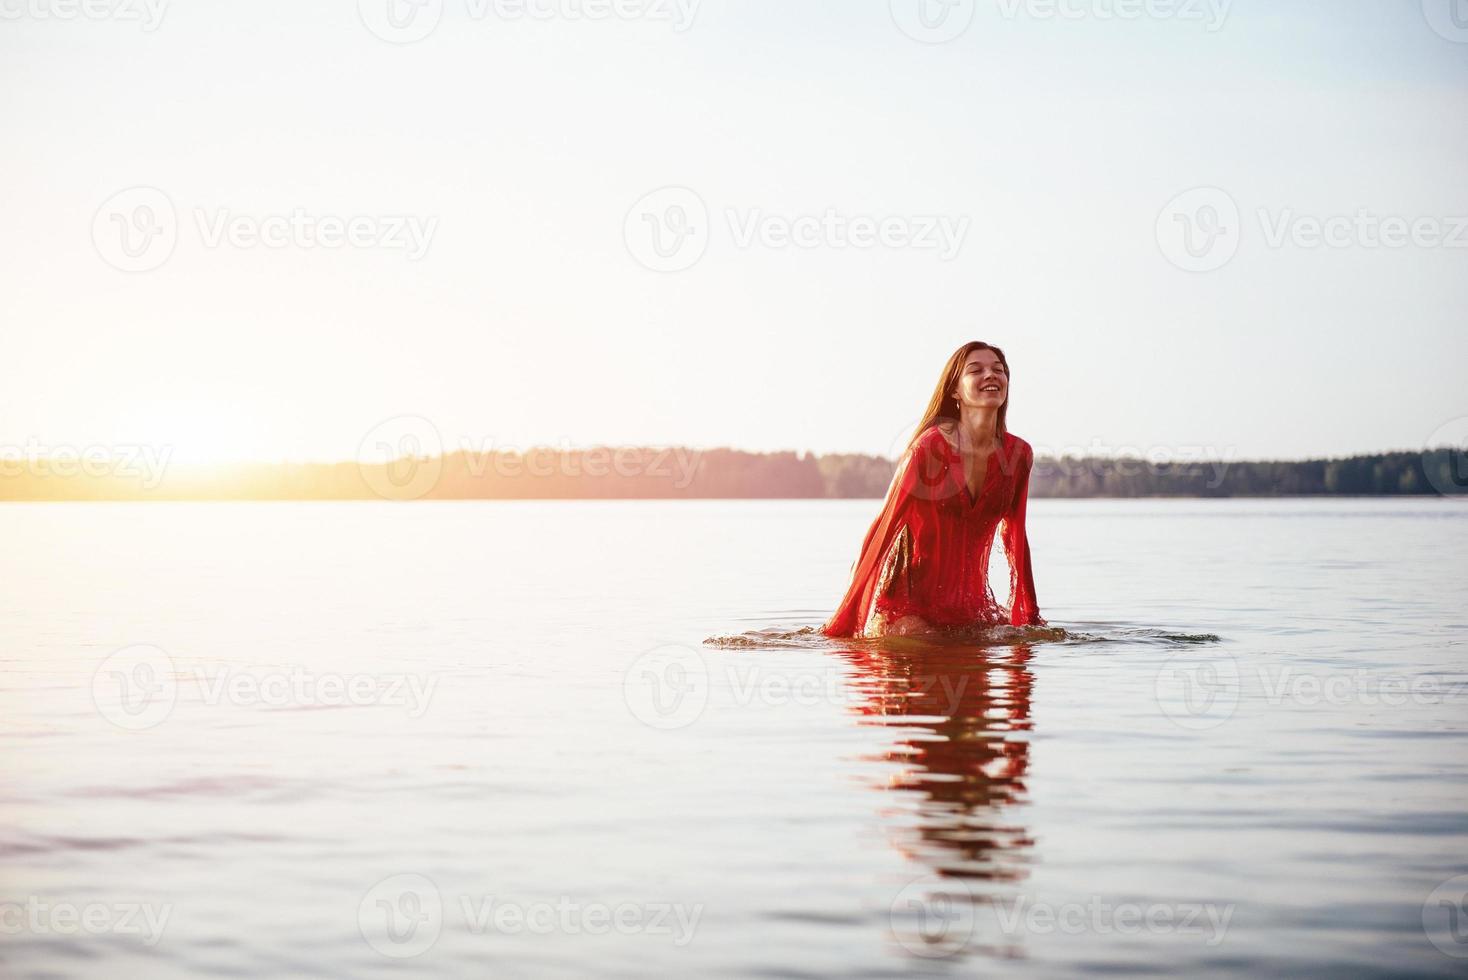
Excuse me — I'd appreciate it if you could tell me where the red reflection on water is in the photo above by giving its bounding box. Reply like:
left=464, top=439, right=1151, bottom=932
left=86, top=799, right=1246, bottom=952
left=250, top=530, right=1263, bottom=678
left=834, top=641, right=1035, bottom=881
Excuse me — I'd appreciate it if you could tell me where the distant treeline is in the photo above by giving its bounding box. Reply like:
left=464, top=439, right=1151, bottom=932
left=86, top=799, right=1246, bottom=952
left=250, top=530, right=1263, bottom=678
left=2, top=445, right=1463, bottom=501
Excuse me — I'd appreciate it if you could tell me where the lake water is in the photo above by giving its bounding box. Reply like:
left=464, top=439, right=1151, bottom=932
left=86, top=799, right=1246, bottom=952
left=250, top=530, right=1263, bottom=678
left=3, top=498, right=1467, bottom=978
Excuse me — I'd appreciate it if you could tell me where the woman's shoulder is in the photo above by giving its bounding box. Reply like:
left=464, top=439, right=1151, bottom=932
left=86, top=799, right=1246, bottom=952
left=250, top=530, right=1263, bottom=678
left=917, top=422, right=959, bottom=456
left=1005, top=431, right=1035, bottom=462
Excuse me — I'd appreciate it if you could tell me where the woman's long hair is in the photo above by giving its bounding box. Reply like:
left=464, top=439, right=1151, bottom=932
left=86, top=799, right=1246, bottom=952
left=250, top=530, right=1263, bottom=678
left=908, top=341, right=1011, bottom=453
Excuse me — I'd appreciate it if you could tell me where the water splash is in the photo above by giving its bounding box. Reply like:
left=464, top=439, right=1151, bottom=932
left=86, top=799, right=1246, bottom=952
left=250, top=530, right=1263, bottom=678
left=703, top=622, right=1221, bottom=650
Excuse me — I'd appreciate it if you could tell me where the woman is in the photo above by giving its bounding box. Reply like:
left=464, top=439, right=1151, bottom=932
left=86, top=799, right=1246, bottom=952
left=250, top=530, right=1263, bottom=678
left=822, top=341, right=1045, bottom=638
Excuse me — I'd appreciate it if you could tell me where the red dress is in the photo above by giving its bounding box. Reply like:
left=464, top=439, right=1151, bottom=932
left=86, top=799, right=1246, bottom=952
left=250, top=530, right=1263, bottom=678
left=823, top=425, right=1044, bottom=637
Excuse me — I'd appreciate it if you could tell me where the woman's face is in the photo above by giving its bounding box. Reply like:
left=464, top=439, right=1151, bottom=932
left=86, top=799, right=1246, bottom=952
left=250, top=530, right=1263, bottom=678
left=952, top=348, right=1008, bottom=410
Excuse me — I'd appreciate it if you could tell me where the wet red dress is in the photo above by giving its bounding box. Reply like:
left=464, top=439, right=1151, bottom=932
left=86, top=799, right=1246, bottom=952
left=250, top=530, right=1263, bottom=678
left=823, top=426, right=1044, bottom=637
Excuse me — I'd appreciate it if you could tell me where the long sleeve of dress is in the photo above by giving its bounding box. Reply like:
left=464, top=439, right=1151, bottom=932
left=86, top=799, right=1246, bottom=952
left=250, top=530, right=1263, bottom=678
left=821, top=432, right=939, bottom=638
left=1001, top=441, right=1045, bottom=627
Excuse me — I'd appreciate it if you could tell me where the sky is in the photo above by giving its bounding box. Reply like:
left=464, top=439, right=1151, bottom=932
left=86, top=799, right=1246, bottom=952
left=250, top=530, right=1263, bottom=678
left=2, top=0, right=1466, bottom=465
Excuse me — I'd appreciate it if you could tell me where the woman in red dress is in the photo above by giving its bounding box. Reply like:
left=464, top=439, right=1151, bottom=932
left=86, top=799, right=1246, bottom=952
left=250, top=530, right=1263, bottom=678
left=823, top=341, right=1046, bottom=638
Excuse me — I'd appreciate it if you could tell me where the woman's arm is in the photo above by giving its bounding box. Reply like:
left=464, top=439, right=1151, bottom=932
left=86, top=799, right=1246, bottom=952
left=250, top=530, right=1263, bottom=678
left=822, top=429, right=943, bottom=637
left=1001, top=440, right=1045, bottom=627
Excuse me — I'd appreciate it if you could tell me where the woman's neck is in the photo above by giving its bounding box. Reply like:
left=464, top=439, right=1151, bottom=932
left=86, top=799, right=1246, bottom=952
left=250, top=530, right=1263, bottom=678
left=956, top=407, right=999, bottom=450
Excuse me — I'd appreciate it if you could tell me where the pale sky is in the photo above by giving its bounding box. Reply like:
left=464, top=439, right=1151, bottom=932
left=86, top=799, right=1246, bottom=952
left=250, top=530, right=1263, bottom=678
left=3, top=0, right=1466, bottom=464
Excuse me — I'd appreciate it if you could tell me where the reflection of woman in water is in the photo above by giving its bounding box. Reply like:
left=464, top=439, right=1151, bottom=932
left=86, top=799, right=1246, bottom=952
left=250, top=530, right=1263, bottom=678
left=836, top=641, right=1035, bottom=881
left=823, top=342, right=1046, bottom=638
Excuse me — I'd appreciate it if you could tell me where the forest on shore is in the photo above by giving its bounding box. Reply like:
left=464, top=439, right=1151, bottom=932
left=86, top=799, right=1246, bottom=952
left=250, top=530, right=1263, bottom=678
left=2, top=445, right=1462, bottom=501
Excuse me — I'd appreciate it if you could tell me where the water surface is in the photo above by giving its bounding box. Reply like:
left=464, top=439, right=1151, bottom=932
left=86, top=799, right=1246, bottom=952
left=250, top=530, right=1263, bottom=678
left=2, top=499, right=1466, bottom=977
